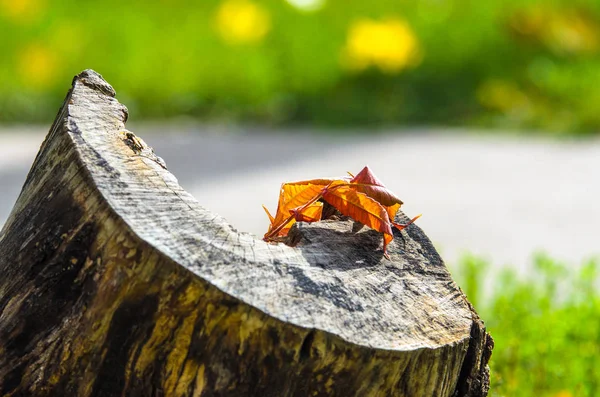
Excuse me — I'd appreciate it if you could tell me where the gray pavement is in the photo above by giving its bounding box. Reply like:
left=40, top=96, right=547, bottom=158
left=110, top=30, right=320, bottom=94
left=1, top=124, right=599, bottom=271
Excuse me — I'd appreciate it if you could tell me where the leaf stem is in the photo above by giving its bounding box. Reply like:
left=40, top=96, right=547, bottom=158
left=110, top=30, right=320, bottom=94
left=392, top=214, right=422, bottom=231
left=263, top=192, right=324, bottom=240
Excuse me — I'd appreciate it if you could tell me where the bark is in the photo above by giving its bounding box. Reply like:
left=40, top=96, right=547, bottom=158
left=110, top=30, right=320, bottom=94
left=0, top=70, right=493, bottom=397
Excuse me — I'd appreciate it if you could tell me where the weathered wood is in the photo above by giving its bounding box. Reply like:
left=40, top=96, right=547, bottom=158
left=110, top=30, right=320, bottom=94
left=0, top=70, right=493, bottom=396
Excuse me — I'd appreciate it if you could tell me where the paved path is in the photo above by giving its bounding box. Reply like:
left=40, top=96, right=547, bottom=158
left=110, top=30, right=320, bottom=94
left=1, top=124, right=599, bottom=271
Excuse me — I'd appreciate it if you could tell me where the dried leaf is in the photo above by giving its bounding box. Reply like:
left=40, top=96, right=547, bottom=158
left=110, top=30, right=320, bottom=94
left=264, top=181, right=330, bottom=238
left=350, top=165, right=403, bottom=207
left=262, top=204, right=274, bottom=224
left=385, top=202, right=401, bottom=221
left=263, top=167, right=420, bottom=258
left=290, top=201, right=323, bottom=223
left=322, top=182, right=394, bottom=253
left=392, top=214, right=422, bottom=231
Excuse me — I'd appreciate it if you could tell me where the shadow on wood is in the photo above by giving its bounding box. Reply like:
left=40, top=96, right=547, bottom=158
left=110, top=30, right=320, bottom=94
left=0, top=70, right=493, bottom=396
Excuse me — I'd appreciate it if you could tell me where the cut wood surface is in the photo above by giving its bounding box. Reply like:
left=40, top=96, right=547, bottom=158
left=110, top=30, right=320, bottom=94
left=0, top=70, right=493, bottom=396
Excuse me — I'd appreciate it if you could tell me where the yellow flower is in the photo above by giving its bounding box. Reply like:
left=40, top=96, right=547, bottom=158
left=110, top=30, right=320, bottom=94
left=17, top=42, right=58, bottom=90
left=508, top=6, right=600, bottom=56
left=215, top=0, right=271, bottom=45
left=476, top=79, right=530, bottom=113
left=546, top=11, right=599, bottom=55
left=553, top=391, right=573, bottom=397
left=342, top=18, right=422, bottom=74
left=0, top=0, right=45, bottom=24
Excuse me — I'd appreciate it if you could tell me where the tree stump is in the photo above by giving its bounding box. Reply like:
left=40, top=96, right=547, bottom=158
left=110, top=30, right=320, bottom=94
left=0, top=70, right=493, bottom=397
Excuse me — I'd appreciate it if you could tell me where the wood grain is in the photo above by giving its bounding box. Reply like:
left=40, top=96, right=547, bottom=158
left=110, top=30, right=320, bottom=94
left=0, top=70, right=492, bottom=396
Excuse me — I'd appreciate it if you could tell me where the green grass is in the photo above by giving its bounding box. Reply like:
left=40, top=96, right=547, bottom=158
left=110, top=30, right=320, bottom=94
left=3, top=0, right=600, bottom=134
left=452, top=254, right=600, bottom=396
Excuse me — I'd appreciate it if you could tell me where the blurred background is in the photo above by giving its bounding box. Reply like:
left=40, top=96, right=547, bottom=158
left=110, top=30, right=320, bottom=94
left=1, top=0, right=600, bottom=395
left=3, top=0, right=600, bottom=132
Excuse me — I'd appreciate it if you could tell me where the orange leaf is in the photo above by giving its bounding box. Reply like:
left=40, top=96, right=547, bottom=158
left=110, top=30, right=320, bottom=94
left=322, top=182, right=394, bottom=253
left=290, top=201, right=323, bottom=223
left=392, top=213, right=422, bottom=231
left=264, top=181, right=330, bottom=238
left=386, top=202, right=401, bottom=221
left=275, top=202, right=325, bottom=237
left=262, top=204, right=274, bottom=224
left=263, top=167, right=420, bottom=257
left=350, top=165, right=403, bottom=207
